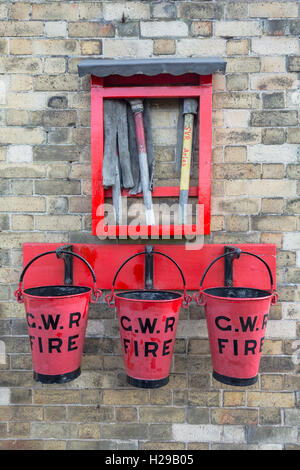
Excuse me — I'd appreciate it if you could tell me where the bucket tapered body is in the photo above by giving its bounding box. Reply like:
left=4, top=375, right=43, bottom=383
left=115, top=290, right=183, bottom=388
left=15, top=249, right=102, bottom=384
left=106, top=250, right=191, bottom=388
left=23, top=286, right=91, bottom=383
left=194, top=250, right=278, bottom=386
left=203, top=287, right=273, bottom=386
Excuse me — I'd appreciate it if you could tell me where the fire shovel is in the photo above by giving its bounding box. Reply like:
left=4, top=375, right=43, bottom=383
left=178, top=98, right=198, bottom=224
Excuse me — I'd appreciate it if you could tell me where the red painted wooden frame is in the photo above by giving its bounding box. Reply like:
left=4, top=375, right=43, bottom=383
left=90, top=73, right=212, bottom=237
left=21, top=243, right=276, bottom=293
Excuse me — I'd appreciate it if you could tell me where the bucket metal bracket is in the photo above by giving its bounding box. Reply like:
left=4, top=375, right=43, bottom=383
left=56, top=245, right=74, bottom=286
left=224, top=246, right=241, bottom=288
left=145, top=245, right=154, bottom=290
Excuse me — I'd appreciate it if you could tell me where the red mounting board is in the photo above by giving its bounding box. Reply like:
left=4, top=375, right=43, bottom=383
left=90, top=74, right=212, bottom=238
left=21, top=243, right=277, bottom=293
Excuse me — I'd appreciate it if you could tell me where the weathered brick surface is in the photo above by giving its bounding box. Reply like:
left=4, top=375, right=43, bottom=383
left=0, top=0, right=299, bottom=451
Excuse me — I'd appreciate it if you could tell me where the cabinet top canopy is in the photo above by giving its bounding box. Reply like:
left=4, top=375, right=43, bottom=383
left=77, top=57, right=226, bottom=78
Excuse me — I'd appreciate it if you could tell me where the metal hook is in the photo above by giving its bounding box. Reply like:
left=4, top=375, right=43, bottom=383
left=224, top=246, right=241, bottom=288
left=145, top=245, right=154, bottom=290
left=56, top=245, right=74, bottom=286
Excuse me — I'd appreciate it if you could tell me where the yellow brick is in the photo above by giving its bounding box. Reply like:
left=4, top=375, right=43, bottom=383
left=226, top=39, right=249, bottom=55
left=223, top=392, right=246, bottom=407
left=78, top=423, right=101, bottom=440
left=141, top=442, right=185, bottom=451
left=212, top=408, right=258, bottom=425
left=8, top=422, right=30, bottom=438
left=252, top=215, right=296, bottom=231
left=250, top=2, right=299, bottom=18
left=80, top=40, right=102, bottom=55
left=214, top=128, right=260, bottom=145
left=224, top=146, right=247, bottom=163
left=9, top=2, right=31, bottom=20
left=0, top=4, right=6, bottom=20
left=248, top=180, right=297, bottom=197
left=0, top=39, right=8, bottom=54
left=102, top=390, right=149, bottom=405
left=188, top=443, right=209, bottom=450
left=223, top=109, right=249, bottom=126
left=0, top=146, right=5, bottom=161
left=6, top=92, right=44, bottom=109
left=213, top=110, right=224, bottom=127
left=34, top=390, right=80, bottom=404
left=150, top=390, right=172, bottom=405
left=0, top=57, right=42, bottom=74
left=0, top=233, right=45, bottom=250
left=212, top=197, right=260, bottom=215
left=0, top=267, right=19, bottom=283
left=211, top=215, right=225, bottom=231
left=261, top=233, right=282, bottom=249
left=34, top=74, right=79, bottom=92
left=261, top=375, right=284, bottom=391
left=247, top=392, right=295, bottom=408
left=261, top=198, right=284, bottom=214
left=0, top=128, right=44, bottom=145
left=9, top=75, right=32, bottom=92
left=69, top=22, right=115, bottom=38
left=12, top=215, right=34, bottom=231
left=191, top=21, right=212, bottom=37
left=140, top=407, right=185, bottom=423
left=32, top=3, right=79, bottom=21
left=251, top=73, right=298, bottom=91
left=211, top=181, right=224, bottom=196
left=0, top=163, right=46, bottom=179
left=31, top=39, right=79, bottom=56
left=116, top=407, right=138, bottom=423
left=35, top=215, right=81, bottom=231
left=79, top=3, right=103, bottom=20
left=43, top=441, right=66, bottom=451
left=212, top=147, right=223, bottom=163
left=262, top=339, right=283, bottom=355
left=261, top=56, right=286, bottom=73
left=212, top=73, right=225, bottom=91
left=227, top=215, right=249, bottom=232
left=0, top=21, right=44, bottom=37
left=6, top=110, right=29, bottom=126
left=44, top=57, right=66, bottom=74
left=0, top=197, right=45, bottom=212
left=154, top=39, right=175, bottom=55
left=252, top=37, right=299, bottom=55
left=10, top=39, right=31, bottom=55
left=226, top=58, right=260, bottom=74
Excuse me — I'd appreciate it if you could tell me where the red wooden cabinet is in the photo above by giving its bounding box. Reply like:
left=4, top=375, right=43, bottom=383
left=79, top=58, right=227, bottom=238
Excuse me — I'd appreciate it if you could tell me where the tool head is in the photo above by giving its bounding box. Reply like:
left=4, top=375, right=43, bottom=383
left=183, top=98, right=198, bottom=115
left=127, top=98, right=144, bottom=114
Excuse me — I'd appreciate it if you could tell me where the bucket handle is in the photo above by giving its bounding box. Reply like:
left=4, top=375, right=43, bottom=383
left=14, top=249, right=102, bottom=304
left=105, top=250, right=192, bottom=309
left=193, top=250, right=278, bottom=306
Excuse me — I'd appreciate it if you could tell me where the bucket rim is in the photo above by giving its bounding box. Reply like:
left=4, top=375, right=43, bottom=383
left=114, top=289, right=183, bottom=302
left=23, top=284, right=92, bottom=299
left=202, top=286, right=272, bottom=301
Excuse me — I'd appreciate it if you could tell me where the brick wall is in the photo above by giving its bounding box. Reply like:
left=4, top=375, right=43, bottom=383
left=0, top=0, right=300, bottom=450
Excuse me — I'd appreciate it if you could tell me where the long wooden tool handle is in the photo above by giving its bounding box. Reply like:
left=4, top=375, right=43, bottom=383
left=129, top=99, right=155, bottom=226
left=112, top=148, right=122, bottom=225
left=179, top=113, right=194, bottom=224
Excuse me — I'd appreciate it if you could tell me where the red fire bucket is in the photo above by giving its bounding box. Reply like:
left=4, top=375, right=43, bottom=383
left=105, top=251, right=191, bottom=388
left=194, top=250, right=278, bottom=386
left=15, top=250, right=102, bottom=384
